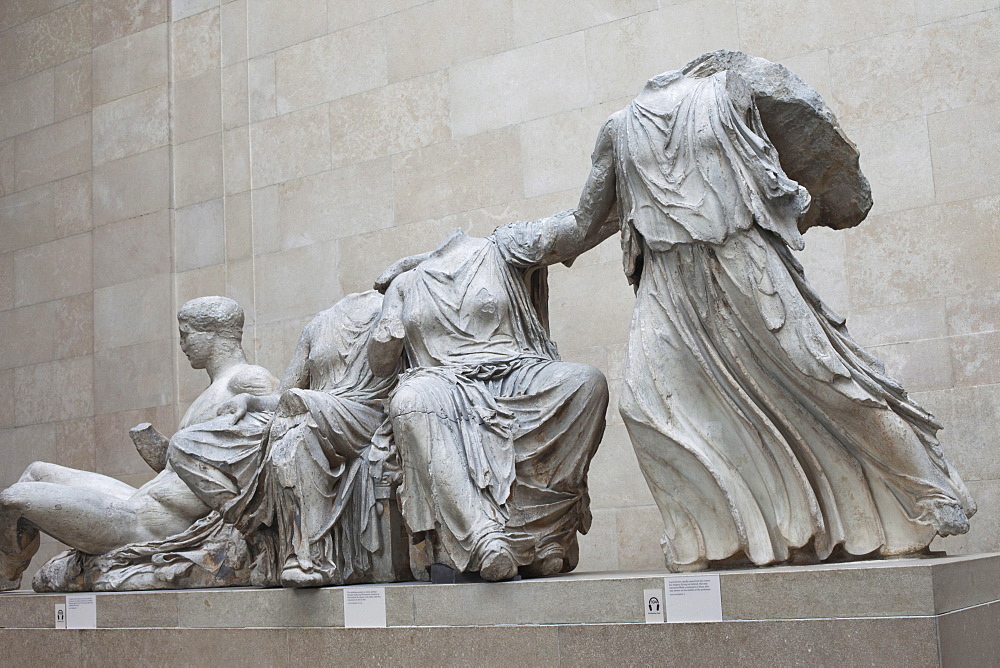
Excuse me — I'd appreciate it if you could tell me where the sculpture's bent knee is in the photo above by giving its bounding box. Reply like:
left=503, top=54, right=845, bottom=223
left=388, top=376, right=450, bottom=420
left=570, top=362, right=610, bottom=397
left=0, top=483, right=30, bottom=512
left=557, top=362, right=610, bottom=413
left=20, top=461, right=51, bottom=483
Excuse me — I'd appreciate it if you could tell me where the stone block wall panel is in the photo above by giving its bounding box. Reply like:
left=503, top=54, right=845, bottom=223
left=511, top=0, right=658, bottom=46
left=448, top=31, right=591, bottom=138
left=171, top=6, right=219, bottom=81
left=91, top=84, right=170, bottom=165
left=274, top=22, right=387, bottom=115
left=173, top=71, right=222, bottom=144
left=92, top=0, right=167, bottom=47
left=11, top=113, right=91, bottom=192
left=0, top=70, right=55, bottom=143
left=383, top=0, right=515, bottom=84
left=92, top=146, right=170, bottom=225
left=221, top=61, right=249, bottom=131
left=0, top=1, right=77, bottom=34
left=0, top=0, right=91, bottom=86
left=327, top=70, right=450, bottom=170
left=92, top=22, right=168, bottom=107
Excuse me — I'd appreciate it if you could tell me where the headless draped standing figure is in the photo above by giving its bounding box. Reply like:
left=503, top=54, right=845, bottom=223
left=568, top=67, right=974, bottom=571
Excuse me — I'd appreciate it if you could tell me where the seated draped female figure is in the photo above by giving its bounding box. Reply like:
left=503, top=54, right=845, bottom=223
left=368, top=217, right=613, bottom=581
left=170, top=290, right=403, bottom=587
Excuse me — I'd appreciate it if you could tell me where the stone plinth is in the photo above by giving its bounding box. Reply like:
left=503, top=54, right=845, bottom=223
left=1, top=553, right=997, bottom=666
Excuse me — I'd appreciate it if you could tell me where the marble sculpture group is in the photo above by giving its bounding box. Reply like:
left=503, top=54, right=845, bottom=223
left=0, top=51, right=975, bottom=592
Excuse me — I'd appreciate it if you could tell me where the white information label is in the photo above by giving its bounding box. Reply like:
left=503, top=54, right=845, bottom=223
left=343, top=587, right=387, bottom=628
left=54, top=604, right=66, bottom=629
left=643, top=588, right=664, bottom=623
left=664, top=574, right=722, bottom=623
left=65, top=594, right=97, bottom=629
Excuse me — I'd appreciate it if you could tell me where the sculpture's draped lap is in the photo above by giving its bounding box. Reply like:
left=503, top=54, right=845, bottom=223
left=378, top=225, right=609, bottom=579
left=599, top=67, right=975, bottom=571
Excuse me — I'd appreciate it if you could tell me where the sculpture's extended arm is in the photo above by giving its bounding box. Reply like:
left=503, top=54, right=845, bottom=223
left=499, top=118, right=620, bottom=267
left=368, top=279, right=407, bottom=377
left=216, top=390, right=279, bottom=423
left=374, top=251, right=433, bottom=294
left=561, top=116, right=620, bottom=258
left=215, top=328, right=311, bottom=423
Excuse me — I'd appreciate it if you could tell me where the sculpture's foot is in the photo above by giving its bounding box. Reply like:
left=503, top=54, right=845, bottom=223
left=785, top=543, right=821, bottom=567
left=537, top=554, right=563, bottom=576
left=0, top=573, right=20, bottom=591
left=0, top=552, right=21, bottom=583
left=928, top=502, right=970, bottom=537
left=279, top=566, right=330, bottom=588
left=521, top=545, right=565, bottom=578
left=479, top=546, right=518, bottom=582
left=279, top=557, right=334, bottom=588
left=667, top=558, right=709, bottom=573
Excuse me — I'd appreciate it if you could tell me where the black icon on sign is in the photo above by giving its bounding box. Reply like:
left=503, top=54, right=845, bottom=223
left=56, top=609, right=65, bottom=622
left=647, top=596, right=660, bottom=613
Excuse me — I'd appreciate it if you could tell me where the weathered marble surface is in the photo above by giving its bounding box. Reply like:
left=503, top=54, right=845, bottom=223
left=568, top=51, right=976, bottom=571
left=0, top=297, right=278, bottom=591
left=370, top=220, right=611, bottom=581
left=1, top=0, right=997, bottom=579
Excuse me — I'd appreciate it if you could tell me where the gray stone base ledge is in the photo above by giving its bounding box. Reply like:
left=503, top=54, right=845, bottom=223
left=0, top=552, right=996, bottom=630
left=2, top=554, right=997, bottom=666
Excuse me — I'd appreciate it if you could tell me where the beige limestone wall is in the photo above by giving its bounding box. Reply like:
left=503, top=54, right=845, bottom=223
left=0, top=0, right=997, bottom=581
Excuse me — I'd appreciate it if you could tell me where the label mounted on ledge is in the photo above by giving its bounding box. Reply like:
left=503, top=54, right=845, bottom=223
left=343, top=587, right=387, bottom=628
left=54, top=603, right=66, bottom=629
left=664, top=574, right=722, bottom=623
left=643, top=588, right=665, bottom=623
left=65, top=593, right=97, bottom=629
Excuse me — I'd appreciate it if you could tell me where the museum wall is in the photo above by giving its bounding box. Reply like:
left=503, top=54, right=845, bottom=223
left=1, top=0, right=997, bottom=580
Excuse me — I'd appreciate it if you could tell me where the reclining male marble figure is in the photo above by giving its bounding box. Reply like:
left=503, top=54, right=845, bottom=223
left=369, top=216, right=615, bottom=581
left=0, top=297, right=278, bottom=591
left=169, top=290, right=406, bottom=588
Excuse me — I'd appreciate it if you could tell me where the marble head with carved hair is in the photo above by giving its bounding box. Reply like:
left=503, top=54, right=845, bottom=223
left=177, top=296, right=244, bottom=341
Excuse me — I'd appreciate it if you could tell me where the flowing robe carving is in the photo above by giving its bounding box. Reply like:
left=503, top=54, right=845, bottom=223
left=373, top=225, right=609, bottom=579
left=577, top=68, right=975, bottom=571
